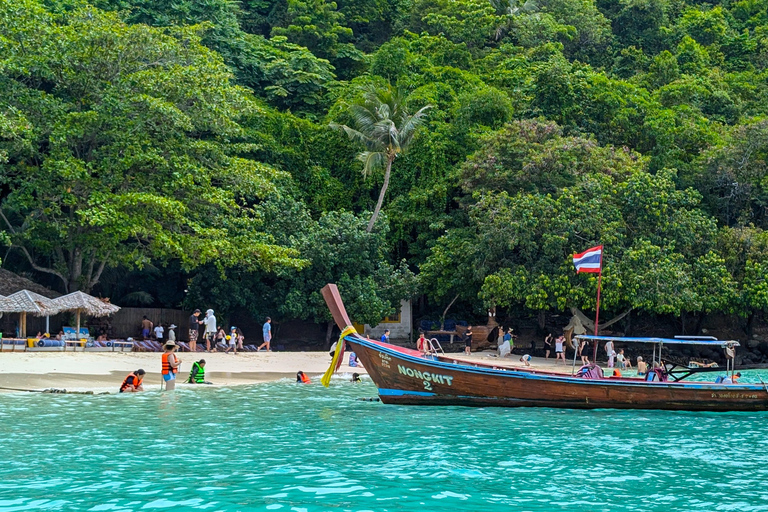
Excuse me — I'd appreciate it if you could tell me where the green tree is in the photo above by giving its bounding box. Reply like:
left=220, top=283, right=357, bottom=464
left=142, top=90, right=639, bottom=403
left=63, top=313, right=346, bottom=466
left=0, top=0, right=304, bottom=292
left=331, top=84, right=431, bottom=232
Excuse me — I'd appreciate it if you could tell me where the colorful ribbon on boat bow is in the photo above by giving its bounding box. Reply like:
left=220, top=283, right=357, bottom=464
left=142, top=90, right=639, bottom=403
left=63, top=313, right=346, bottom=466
left=321, top=325, right=357, bottom=387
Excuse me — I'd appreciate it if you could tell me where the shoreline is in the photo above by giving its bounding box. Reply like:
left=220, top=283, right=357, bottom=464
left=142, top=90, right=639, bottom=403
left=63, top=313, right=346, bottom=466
left=0, top=349, right=600, bottom=394
left=0, top=351, right=369, bottom=393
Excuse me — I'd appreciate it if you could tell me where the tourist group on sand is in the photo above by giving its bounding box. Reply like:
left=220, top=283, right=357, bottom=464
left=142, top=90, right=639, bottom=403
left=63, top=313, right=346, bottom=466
left=121, top=312, right=273, bottom=393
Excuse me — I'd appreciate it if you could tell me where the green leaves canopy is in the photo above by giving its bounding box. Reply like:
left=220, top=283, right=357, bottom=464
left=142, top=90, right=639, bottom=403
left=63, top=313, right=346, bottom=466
left=0, top=0, right=304, bottom=292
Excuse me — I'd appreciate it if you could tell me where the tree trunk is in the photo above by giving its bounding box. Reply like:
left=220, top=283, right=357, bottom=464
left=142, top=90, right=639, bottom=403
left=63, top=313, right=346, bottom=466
left=440, top=294, right=459, bottom=330
left=325, top=321, right=335, bottom=349
left=367, top=158, right=393, bottom=233
left=537, top=310, right=546, bottom=330
left=694, top=313, right=705, bottom=335
left=624, top=309, right=632, bottom=335
left=746, top=312, right=755, bottom=336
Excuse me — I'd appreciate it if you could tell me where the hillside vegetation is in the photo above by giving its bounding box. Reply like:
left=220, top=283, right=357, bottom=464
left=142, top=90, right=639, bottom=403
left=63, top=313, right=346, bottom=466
left=2, top=0, right=768, bottom=336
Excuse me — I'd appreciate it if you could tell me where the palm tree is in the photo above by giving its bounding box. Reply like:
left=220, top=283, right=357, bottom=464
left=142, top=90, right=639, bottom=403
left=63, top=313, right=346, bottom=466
left=331, top=85, right=431, bottom=232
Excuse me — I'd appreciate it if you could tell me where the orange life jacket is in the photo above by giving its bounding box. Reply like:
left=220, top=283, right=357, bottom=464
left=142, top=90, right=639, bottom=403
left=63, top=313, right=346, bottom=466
left=120, top=372, right=143, bottom=392
left=162, top=352, right=177, bottom=375
left=612, top=369, right=622, bottom=378
left=300, top=373, right=311, bottom=384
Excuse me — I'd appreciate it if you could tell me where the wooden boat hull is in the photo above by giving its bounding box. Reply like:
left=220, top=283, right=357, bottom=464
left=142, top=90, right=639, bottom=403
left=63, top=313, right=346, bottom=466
left=348, top=336, right=768, bottom=411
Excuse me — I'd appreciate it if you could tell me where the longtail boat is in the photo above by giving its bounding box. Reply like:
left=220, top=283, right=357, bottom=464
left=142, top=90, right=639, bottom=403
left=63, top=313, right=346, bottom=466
left=321, top=284, right=768, bottom=411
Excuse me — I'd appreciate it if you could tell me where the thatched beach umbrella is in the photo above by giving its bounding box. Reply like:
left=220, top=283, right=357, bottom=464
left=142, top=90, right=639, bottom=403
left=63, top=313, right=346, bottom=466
left=2, top=290, right=63, bottom=338
left=53, top=291, right=120, bottom=339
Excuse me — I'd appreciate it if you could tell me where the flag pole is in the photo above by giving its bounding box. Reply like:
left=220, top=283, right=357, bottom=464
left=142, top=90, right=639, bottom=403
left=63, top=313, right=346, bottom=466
left=592, top=258, right=603, bottom=362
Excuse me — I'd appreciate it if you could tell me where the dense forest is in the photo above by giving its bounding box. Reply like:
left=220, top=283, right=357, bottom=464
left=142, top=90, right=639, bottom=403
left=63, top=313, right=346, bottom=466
left=2, top=0, right=768, bottom=340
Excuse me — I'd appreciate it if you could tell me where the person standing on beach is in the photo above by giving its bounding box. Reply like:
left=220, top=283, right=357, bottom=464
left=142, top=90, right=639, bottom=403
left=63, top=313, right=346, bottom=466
left=605, top=340, right=614, bottom=366
left=161, top=341, right=181, bottom=391
left=544, top=333, right=553, bottom=359
left=225, top=326, right=238, bottom=355
left=258, top=317, right=272, bottom=351
left=464, top=326, right=473, bottom=355
left=504, top=328, right=513, bottom=351
left=381, top=329, right=390, bottom=343
left=555, top=335, right=566, bottom=365
left=189, top=309, right=202, bottom=352
left=141, top=316, right=153, bottom=340
left=204, top=309, right=217, bottom=352
left=168, top=324, right=177, bottom=342
left=154, top=323, right=164, bottom=343
left=580, top=339, right=591, bottom=365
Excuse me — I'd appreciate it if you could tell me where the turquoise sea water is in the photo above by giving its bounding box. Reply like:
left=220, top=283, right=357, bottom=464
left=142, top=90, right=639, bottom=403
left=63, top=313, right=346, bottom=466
left=2, top=375, right=768, bottom=512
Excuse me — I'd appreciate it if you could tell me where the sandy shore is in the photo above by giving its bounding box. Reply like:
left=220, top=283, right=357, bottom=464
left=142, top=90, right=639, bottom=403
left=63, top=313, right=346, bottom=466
left=0, top=351, right=368, bottom=393
left=0, top=347, right=587, bottom=394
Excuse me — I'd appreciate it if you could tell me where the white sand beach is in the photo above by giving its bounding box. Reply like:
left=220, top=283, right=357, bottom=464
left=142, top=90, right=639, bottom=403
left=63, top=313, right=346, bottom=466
left=0, top=349, right=581, bottom=393
left=0, top=350, right=369, bottom=393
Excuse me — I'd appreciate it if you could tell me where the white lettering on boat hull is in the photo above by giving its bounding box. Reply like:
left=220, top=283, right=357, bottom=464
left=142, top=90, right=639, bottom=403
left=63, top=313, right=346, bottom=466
left=398, top=365, right=454, bottom=390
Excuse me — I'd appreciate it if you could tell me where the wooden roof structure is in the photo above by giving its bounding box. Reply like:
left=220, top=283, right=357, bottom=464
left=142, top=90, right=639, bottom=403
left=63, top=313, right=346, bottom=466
left=0, top=269, right=61, bottom=298
left=53, top=291, right=120, bottom=317
left=3, top=290, right=63, bottom=316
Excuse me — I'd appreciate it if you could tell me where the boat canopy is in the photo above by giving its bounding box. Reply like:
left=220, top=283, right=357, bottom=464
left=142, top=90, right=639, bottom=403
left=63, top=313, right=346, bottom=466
left=574, top=335, right=739, bottom=348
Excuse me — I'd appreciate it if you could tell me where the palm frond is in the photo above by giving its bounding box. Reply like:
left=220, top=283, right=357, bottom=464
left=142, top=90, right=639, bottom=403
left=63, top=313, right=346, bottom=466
left=332, top=82, right=433, bottom=179
left=357, top=151, right=387, bottom=178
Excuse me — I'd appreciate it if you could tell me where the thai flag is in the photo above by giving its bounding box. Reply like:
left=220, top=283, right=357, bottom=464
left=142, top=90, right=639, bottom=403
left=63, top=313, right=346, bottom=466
left=573, top=245, right=603, bottom=273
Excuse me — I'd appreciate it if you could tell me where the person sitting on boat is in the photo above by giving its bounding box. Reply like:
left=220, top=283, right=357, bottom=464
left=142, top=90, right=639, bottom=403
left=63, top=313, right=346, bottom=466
left=296, top=371, right=310, bottom=384
left=520, top=354, right=532, bottom=366
left=417, top=331, right=428, bottom=353
left=120, top=369, right=145, bottom=393
left=637, top=356, right=647, bottom=376
left=186, top=359, right=211, bottom=384
left=646, top=361, right=668, bottom=382
left=722, top=372, right=742, bottom=384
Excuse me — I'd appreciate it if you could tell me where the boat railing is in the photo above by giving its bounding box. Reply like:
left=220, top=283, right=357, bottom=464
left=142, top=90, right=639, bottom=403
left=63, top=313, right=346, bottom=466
left=428, top=338, right=445, bottom=355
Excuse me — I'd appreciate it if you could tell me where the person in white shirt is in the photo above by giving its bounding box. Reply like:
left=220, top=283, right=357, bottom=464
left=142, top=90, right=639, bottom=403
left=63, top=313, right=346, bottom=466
left=204, top=309, right=217, bottom=352
left=555, top=336, right=566, bottom=365
left=154, top=324, right=164, bottom=342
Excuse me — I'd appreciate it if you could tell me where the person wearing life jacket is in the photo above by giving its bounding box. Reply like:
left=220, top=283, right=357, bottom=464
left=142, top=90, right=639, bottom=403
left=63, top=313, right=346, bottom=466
left=296, top=371, right=310, bottom=384
left=351, top=373, right=361, bottom=383
left=161, top=341, right=181, bottom=391
left=120, top=369, right=146, bottom=393
left=187, top=359, right=211, bottom=384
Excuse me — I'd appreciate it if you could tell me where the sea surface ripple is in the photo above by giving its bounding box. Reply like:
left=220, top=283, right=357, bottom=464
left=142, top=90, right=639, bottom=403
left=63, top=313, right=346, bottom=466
left=1, top=375, right=768, bottom=511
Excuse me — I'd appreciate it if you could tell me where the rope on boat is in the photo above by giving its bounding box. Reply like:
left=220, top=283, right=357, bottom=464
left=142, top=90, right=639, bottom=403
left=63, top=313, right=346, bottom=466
left=758, top=377, right=768, bottom=396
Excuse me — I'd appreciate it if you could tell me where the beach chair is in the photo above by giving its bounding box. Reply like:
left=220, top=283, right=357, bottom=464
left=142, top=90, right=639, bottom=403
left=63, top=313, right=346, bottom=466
left=177, top=342, right=191, bottom=352
left=1, top=338, right=27, bottom=352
